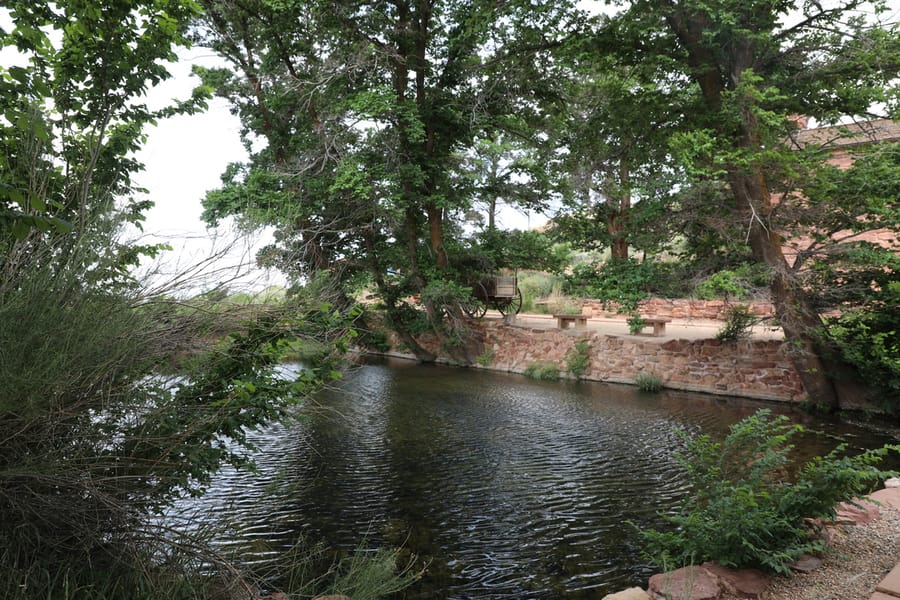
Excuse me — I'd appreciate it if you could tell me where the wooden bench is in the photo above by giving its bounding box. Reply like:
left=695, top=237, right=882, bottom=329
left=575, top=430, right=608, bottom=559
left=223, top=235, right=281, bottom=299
left=554, top=314, right=588, bottom=329
left=635, top=317, right=671, bottom=336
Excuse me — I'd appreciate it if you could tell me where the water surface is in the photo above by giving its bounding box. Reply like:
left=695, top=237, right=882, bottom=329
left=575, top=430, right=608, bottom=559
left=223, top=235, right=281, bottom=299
left=170, top=358, right=895, bottom=599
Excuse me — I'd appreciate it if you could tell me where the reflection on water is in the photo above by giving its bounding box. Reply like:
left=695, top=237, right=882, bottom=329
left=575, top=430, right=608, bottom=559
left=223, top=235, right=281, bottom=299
left=168, top=357, right=896, bottom=599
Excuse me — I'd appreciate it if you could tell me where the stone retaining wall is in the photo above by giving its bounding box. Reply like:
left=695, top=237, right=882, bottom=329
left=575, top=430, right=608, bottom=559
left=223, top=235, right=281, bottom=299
left=481, top=322, right=806, bottom=402
left=380, top=319, right=807, bottom=403
left=581, top=298, right=776, bottom=320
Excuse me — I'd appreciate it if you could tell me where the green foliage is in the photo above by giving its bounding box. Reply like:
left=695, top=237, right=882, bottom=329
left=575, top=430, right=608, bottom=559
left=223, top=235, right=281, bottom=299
left=641, top=410, right=899, bottom=574
left=566, top=339, right=592, bottom=379
left=268, top=535, right=420, bottom=600
left=0, top=0, right=205, bottom=250
left=357, top=327, right=393, bottom=354
left=635, top=372, right=662, bottom=393
left=0, top=258, right=363, bottom=595
left=472, top=229, right=568, bottom=273
left=715, top=305, right=757, bottom=342
left=564, top=259, right=689, bottom=312
left=695, top=269, right=749, bottom=300
left=627, top=314, right=647, bottom=335
left=828, top=286, right=900, bottom=412
left=524, top=363, right=560, bottom=381
left=475, top=348, right=495, bottom=367
left=517, top=270, right=565, bottom=313
left=325, top=546, right=421, bottom=600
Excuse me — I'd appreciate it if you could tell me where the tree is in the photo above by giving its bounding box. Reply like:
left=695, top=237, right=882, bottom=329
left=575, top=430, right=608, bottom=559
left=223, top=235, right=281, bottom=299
left=0, top=2, right=364, bottom=594
left=0, top=0, right=210, bottom=287
left=197, top=0, right=585, bottom=362
left=602, top=0, right=900, bottom=410
left=549, top=45, right=681, bottom=261
left=460, top=132, right=553, bottom=231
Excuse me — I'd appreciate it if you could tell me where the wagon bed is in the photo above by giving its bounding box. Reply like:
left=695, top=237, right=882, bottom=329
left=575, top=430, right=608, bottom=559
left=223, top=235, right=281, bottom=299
left=462, top=274, right=522, bottom=318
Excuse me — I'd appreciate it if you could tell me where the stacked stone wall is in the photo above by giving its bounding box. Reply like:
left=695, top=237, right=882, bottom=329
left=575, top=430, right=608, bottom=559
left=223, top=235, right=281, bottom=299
left=581, top=298, right=776, bottom=321
left=378, top=319, right=806, bottom=403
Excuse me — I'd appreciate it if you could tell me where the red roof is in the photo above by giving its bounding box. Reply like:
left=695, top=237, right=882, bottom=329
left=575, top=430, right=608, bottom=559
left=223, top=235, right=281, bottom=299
left=792, top=118, right=900, bottom=149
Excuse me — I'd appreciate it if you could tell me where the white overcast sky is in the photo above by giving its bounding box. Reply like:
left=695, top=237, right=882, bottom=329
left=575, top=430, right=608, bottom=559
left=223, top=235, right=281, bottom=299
left=133, top=46, right=287, bottom=293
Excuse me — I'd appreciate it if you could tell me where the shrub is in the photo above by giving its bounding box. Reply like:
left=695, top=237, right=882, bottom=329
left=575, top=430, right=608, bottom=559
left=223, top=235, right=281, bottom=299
left=627, top=313, right=647, bottom=335
left=695, top=264, right=769, bottom=301
left=0, top=236, right=377, bottom=596
left=640, top=410, right=899, bottom=574
left=828, top=300, right=900, bottom=414
left=635, top=372, right=663, bottom=392
left=357, top=327, right=393, bottom=353
left=715, top=304, right=756, bottom=341
left=524, top=363, right=560, bottom=381
left=563, top=258, right=691, bottom=312
left=566, top=340, right=592, bottom=379
left=476, top=348, right=494, bottom=367
left=518, top=270, right=564, bottom=312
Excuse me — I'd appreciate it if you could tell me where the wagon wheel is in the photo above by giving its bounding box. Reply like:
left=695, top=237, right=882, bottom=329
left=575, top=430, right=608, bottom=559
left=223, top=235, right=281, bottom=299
left=496, top=288, right=523, bottom=316
left=461, top=282, right=488, bottom=318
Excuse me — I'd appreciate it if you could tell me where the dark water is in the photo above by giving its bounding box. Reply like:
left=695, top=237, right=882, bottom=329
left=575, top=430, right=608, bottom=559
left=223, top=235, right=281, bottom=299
left=168, top=357, right=897, bottom=599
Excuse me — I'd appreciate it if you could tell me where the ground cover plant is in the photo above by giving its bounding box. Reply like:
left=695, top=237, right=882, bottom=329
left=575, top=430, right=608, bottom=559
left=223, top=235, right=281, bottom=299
left=640, top=410, right=899, bottom=574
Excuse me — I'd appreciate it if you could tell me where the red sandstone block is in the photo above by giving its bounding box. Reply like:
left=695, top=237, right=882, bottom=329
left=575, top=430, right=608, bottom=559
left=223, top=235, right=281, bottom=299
left=869, top=488, right=900, bottom=510
left=869, top=592, right=897, bottom=600
left=876, top=563, right=900, bottom=596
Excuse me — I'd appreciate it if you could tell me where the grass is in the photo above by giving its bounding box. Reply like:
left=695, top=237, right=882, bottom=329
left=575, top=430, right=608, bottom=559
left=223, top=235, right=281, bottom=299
left=635, top=372, right=663, bottom=392
left=524, top=363, right=560, bottom=381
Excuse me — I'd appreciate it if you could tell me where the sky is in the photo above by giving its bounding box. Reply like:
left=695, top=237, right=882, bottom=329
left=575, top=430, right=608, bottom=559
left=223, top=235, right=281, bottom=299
left=133, top=47, right=285, bottom=294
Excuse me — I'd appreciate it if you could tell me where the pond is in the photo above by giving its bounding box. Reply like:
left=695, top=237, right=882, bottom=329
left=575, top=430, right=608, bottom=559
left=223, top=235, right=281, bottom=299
left=168, top=357, right=897, bottom=599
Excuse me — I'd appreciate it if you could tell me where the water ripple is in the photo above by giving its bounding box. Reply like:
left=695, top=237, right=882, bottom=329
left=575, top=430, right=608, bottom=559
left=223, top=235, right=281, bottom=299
left=166, top=358, right=895, bottom=599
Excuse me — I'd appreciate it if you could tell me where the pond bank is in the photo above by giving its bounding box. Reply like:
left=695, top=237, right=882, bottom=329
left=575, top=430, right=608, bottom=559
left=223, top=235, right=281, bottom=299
left=375, top=313, right=816, bottom=405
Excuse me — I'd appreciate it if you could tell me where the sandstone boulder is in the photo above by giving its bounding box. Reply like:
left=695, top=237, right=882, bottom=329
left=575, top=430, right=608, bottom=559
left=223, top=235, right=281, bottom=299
left=648, top=566, right=721, bottom=600
left=869, top=487, right=900, bottom=510
left=700, top=562, right=770, bottom=599
left=834, top=499, right=880, bottom=525
left=602, top=587, right=651, bottom=600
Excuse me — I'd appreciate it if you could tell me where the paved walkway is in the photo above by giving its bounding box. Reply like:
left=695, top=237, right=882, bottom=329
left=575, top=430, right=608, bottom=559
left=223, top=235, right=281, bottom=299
left=493, top=312, right=785, bottom=342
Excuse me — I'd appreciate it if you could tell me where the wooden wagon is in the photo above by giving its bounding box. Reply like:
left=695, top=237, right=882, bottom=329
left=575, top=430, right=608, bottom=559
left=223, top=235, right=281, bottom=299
left=461, top=273, right=523, bottom=318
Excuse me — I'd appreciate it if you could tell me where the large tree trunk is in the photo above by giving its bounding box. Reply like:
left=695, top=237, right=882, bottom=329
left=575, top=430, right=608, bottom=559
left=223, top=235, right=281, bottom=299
left=665, top=12, right=844, bottom=410
left=729, top=166, right=841, bottom=411
left=607, top=160, right=631, bottom=260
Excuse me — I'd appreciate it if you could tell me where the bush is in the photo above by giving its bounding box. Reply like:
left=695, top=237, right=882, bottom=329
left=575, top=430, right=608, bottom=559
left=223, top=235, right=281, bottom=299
left=518, top=270, right=565, bottom=312
left=828, top=299, right=900, bottom=413
left=695, top=264, right=770, bottom=301
left=524, top=363, right=560, bottom=381
left=0, top=236, right=376, bottom=596
left=356, top=327, right=393, bottom=353
left=566, top=340, right=592, bottom=379
left=475, top=348, right=494, bottom=366
left=715, top=304, right=756, bottom=341
left=640, top=410, right=898, bottom=574
left=563, top=258, right=690, bottom=313
left=627, top=313, right=647, bottom=335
